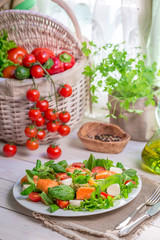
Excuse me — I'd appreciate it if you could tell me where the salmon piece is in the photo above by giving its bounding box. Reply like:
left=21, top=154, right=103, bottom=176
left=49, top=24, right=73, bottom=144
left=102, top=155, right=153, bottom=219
left=95, top=170, right=116, bottom=180
left=20, top=175, right=38, bottom=185
left=66, top=167, right=86, bottom=173
left=37, top=179, right=58, bottom=193
left=76, top=187, right=95, bottom=200
left=20, top=175, right=28, bottom=185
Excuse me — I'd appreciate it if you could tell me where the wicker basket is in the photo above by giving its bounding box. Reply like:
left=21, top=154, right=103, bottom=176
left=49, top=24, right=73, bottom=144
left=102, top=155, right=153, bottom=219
left=0, top=0, right=89, bottom=145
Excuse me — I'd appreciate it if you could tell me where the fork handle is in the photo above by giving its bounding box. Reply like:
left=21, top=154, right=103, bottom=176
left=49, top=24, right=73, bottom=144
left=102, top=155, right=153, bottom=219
left=115, top=203, right=145, bottom=230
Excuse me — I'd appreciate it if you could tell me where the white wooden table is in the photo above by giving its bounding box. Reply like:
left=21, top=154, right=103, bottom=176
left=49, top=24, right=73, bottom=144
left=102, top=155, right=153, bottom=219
left=0, top=123, right=160, bottom=240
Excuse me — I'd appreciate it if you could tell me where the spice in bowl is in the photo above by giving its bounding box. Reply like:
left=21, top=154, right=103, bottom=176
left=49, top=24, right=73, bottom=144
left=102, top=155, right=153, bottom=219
left=88, top=134, right=121, bottom=142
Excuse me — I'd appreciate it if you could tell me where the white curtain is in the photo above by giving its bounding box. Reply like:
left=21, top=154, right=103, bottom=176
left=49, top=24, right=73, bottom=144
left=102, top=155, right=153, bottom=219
left=34, top=0, right=159, bottom=108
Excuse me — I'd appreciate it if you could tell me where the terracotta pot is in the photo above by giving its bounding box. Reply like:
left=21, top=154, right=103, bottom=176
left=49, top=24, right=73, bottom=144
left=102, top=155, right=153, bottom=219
left=109, top=95, right=158, bottom=141
left=77, top=122, right=130, bottom=154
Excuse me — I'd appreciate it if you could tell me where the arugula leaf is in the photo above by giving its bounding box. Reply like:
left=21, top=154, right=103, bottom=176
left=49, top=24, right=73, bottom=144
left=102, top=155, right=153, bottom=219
left=20, top=184, right=35, bottom=196
left=48, top=185, right=75, bottom=200
left=39, top=191, right=53, bottom=205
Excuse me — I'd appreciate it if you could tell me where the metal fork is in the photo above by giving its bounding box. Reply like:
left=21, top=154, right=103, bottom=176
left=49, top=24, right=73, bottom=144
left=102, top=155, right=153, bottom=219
left=115, top=186, right=160, bottom=230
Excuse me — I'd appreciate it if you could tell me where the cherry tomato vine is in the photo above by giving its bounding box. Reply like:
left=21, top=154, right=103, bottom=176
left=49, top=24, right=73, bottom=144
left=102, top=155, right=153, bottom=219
left=24, top=57, right=72, bottom=158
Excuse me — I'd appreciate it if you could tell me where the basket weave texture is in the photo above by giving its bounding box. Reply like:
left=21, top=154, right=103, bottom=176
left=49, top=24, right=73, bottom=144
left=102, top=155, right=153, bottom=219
left=0, top=10, right=89, bottom=145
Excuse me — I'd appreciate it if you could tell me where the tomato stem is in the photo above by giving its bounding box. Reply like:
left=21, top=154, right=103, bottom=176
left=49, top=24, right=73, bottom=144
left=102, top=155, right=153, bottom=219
left=32, top=77, right=36, bottom=89
left=36, top=61, right=58, bottom=111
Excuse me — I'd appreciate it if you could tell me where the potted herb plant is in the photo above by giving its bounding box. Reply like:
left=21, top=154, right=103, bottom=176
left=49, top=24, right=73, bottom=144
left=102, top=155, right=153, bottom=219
left=82, top=42, right=160, bottom=141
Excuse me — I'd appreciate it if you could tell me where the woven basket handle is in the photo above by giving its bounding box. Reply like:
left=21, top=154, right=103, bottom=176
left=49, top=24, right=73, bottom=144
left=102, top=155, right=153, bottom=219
left=0, top=0, right=8, bottom=7
left=51, top=0, right=83, bottom=42
left=0, top=0, right=83, bottom=42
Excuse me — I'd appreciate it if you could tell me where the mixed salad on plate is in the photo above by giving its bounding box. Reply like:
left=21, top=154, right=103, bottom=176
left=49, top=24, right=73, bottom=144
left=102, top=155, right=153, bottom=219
left=20, top=154, right=139, bottom=213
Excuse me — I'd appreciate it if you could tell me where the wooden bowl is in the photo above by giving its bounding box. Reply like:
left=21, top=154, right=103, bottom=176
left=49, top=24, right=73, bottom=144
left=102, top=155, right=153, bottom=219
left=77, top=122, right=130, bottom=154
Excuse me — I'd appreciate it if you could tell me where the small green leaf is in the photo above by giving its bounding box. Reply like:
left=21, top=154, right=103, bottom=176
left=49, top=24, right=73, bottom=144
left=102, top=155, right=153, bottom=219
left=50, top=163, right=67, bottom=173
left=26, top=170, right=36, bottom=185
left=49, top=204, right=60, bottom=213
left=39, top=191, right=53, bottom=205
left=20, top=184, right=35, bottom=196
left=44, top=58, right=54, bottom=69
left=97, top=80, right=103, bottom=87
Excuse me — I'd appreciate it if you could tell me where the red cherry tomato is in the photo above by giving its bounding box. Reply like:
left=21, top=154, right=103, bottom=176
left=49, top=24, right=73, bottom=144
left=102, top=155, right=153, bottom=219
left=72, top=162, right=85, bottom=168
left=26, top=89, right=40, bottom=102
left=37, top=129, right=46, bottom=140
left=30, top=65, right=44, bottom=78
left=26, top=138, right=39, bottom=150
left=59, top=111, right=70, bottom=123
left=2, top=66, right=16, bottom=78
left=125, top=180, right=136, bottom=185
left=45, top=108, right=58, bottom=121
left=29, top=192, right=41, bottom=202
left=36, top=99, right=49, bottom=112
left=28, top=108, right=41, bottom=121
left=47, top=145, right=61, bottom=159
left=58, top=51, right=75, bottom=70
left=3, top=143, right=17, bottom=157
left=46, top=56, right=64, bottom=75
left=56, top=199, right=69, bottom=208
left=35, top=50, right=50, bottom=64
left=22, top=54, right=36, bottom=67
left=58, top=84, right=72, bottom=97
left=35, top=116, right=45, bottom=126
left=47, top=121, right=59, bottom=132
left=101, top=191, right=113, bottom=199
left=25, top=125, right=37, bottom=138
left=56, top=172, right=70, bottom=180
left=32, top=47, right=55, bottom=57
left=92, top=166, right=106, bottom=173
left=7, top=46, right=28, bottom=65
left=58, top=124, right=70, bottom=136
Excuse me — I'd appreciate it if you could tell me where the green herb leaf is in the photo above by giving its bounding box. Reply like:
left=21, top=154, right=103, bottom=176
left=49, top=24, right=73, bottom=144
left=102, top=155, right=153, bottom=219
left=57, top=160, right=68, bottom=168
left=75, top=175, right=91, bottom=184
left=50, top=163, right=67, bottom=173
left=48, top=185, right=75, bottom=200
left=49, top=204, right=60, bottom=213
left=39, top=191, right=53, bottom=205
left=116, top=162, right=125, bottom=169
left=20, top=184, right=35, bottom=196
left=26, top=170, right=36, bottom=185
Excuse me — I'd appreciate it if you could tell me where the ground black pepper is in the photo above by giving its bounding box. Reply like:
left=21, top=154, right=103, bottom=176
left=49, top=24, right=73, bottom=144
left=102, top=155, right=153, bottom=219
left=87, top=134, right=121, bottom=142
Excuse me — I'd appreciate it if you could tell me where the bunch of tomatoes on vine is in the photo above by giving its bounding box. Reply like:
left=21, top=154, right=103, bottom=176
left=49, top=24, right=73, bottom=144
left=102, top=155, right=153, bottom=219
left=3, top=46, right=75, bottom=159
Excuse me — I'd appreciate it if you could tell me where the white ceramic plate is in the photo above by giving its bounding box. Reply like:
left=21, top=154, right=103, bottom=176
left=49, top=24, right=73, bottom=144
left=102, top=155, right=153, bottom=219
left=13, top=174, right=142, bottom=217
